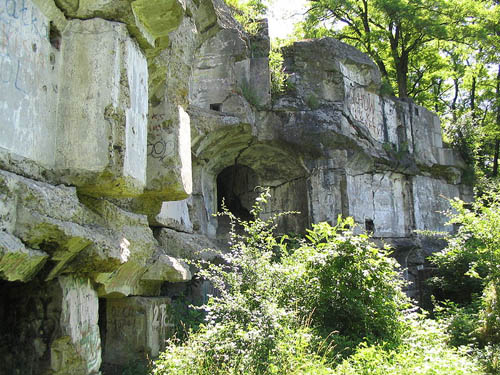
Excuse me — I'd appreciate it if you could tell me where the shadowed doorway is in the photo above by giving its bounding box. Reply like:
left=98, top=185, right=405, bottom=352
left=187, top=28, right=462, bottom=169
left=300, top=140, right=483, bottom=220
left=216, top=165, right=259, bottom=236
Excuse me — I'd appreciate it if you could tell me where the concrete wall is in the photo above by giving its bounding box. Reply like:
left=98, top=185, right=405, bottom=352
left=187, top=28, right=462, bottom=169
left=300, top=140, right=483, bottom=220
left=0, top=0, right=60, bottom=168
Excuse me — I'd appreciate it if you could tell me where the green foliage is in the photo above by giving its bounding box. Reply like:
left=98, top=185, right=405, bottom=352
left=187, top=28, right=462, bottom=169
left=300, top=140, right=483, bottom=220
left=478, top=282, right=500, bottom=345
left=478, top=344, right=500, bottom=374
left=281, top=219, right=408, bottom=346
left=432, top=187, right=500, bottom=285
left=427, top=245, right=486, bottom=305
left=426, top=186, right=500, bottom=373
left=428, top=186, right=500, bottom=307
left=151, top=189, right=330, bottom=374
left=225, top=0, right=268, bottom=35
left=335, top=314, right=484, bottom=375
left=152, top=191, right=484, bottom=374
left=151, top=192, right=407, bottom=374
left=269, top=44, right=290, bottom=97
left=433, top=300, right=481, bottom=347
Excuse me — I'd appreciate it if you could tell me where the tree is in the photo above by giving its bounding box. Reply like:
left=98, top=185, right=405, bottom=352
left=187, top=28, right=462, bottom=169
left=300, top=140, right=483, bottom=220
left=225, top=0, right=269, bottom=34
left=300, top=0, right=476, bottom=99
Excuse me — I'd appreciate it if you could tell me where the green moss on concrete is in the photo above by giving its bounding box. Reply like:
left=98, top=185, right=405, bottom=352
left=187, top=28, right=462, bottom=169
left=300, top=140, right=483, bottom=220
left=131, top=0, right=184, bottom=39
left=76, top=173, right=144, bottom=199
left=0, top=251, right=48, bottom=282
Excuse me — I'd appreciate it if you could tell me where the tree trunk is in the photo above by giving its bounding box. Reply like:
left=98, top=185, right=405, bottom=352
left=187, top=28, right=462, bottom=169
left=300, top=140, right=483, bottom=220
left=396, top=55, right=409, bottom=99
left=494, top=65, right=500, bottom=177
left=451, top=78, right=459, bottom=122
left=493, top=138, right=499, bottom=177
left=470, top=75, right=477, bottom=123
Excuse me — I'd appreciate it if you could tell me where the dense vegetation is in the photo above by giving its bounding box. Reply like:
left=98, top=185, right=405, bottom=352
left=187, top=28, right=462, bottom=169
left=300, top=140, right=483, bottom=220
left=148, top=189, right=499, bottom=374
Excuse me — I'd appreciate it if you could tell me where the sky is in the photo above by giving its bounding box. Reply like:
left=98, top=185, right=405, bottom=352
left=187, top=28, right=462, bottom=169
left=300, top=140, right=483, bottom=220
left=267, top=0, right=308, bottom=39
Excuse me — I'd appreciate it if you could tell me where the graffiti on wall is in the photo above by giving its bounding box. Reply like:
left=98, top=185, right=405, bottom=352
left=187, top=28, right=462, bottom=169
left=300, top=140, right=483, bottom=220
left=349, top=88, right=384, bottom=141
left=0, top=0, right=50, bottom=94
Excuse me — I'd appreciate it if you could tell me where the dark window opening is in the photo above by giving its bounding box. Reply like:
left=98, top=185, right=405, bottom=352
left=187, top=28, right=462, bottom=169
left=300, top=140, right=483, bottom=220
left=365, top=219, right=375, bottom=233
left=98, top=298, right=107, bottom=360
left=216, top=165, right=257, bottom=222
left=210, top=103, right=222, bottom=112
left=414, top=107, right=419, bottom=116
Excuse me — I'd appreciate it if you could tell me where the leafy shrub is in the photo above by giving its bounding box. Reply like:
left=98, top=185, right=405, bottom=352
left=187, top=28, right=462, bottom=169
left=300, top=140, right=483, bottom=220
left=477, top=344, right=500, bottom=374
left=430, top=188, right=500, bottom=289
left=334, top=314, right=484, bottom=375
left=427, top=245, right=486, bottom=305
left=479, top=282, right=500, bottom=345
left=152, top=192, right=483, bottom=374
left=270, top=46, right=289, bottom=97
left=281, top=219, right=408, bottom=347
left=433, top=299, right=481, bottom=347
left=151, top=190, right=330, bottom=375
left=428, top=187, right=500, bottom=350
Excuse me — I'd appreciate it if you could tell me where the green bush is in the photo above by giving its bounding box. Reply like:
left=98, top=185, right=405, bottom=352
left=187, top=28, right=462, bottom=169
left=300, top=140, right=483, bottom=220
left=428, top=187, right=500, bottom=350
left=433, top=300, right=481, bottom=347
left=426, top=186, right=500, bottom=373
left=430, top=188, right=500, bottom=292
left=151, top=189, right=331, bottom=375
left=335, top=314, right=484, bottom=375
left=427, top=245, right=486, bottom=305
left=281, top=219, right=408, bottom=346
left=151, top=191, right=484, bottom=374
left=479, top=282, right=500, bottom=345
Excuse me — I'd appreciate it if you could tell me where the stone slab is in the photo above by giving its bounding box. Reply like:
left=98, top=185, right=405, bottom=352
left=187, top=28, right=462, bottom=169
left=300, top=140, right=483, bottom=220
left=0, top=0, right=60, bottom=170
left=56, top=18, right=148, bottom=198
left=156, top=198, right=194, bottom=232
left=104, top=297, right=173, bottom=364
left=413, top=175, right=460, bottom=233
left=0, top=231, right=48, bottom=282
left=51, top=275, right=101, bottom=375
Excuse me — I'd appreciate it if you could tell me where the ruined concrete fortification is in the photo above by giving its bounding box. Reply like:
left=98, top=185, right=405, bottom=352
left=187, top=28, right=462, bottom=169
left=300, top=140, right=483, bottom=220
left=0, top=0, right=471, bottom=373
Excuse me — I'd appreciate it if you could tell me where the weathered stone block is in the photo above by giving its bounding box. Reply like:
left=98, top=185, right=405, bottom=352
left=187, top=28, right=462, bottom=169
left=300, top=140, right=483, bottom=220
left=131, top=0, right=185, bottom=46
left=142, top=254, right=191, bottom=282
left=190, top=28, right=247, bottom=109
left=0, top=231, right=48, bottom=282
left=156, top=198, right=194, bottom=232
left=145, top=104, right=193, bottom=202
left=57, top=18, right=148, bottom=198
left=282, top=38, right=380, bottom=105
left=0, top=0, right=61, bottom=172
left=104, top=297, right=173, bottom=364
left=347, top=87, right=386, bottom=142
left=155, top=227, right=218, bottom=260
left=308, top=164, right=345, bottom=225
left=413, top=176, right=459, bottom=233
left=51, top=275, right=101, bottom=375
left=347, top=173, right=407, bottom=237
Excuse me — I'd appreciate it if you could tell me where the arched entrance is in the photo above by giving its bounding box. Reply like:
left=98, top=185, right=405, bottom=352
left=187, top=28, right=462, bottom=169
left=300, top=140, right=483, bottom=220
left=216, top=165, right=258, bottom=221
